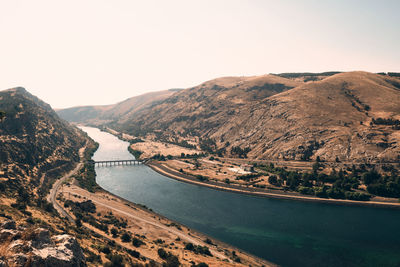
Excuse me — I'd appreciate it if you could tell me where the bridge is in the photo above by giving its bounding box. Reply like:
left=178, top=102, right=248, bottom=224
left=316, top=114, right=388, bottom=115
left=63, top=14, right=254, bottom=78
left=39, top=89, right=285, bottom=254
left=89, top=159, right=143, bottom=167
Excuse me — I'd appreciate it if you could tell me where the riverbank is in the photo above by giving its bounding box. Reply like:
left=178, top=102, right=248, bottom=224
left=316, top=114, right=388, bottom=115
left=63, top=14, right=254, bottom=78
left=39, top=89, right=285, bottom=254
left=58, top=181, right=274, bottom=267
left=147, top=161, right=400, bottom=209
left=63, top=127, right=275, bottom=266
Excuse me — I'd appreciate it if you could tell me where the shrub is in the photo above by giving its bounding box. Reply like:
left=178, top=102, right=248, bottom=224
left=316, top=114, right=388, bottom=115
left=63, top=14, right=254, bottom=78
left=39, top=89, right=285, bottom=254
left=185, top=243, right=212, bottom=256
left=132, top=237, right=145, bottom=247
left=236, top=173, right=260, bottom=181
left=126, top=248, right=140, bottom=258
left=104, top=253, right=124, bottom=267
left=158, top=248, right=168, bottom=259
left=110, top=227, right=118, bottom=238
left=298, top=186, right=314, bottom=195
left=120, top=232, right=131, bottom=242
left=268, top=175, right=278, bottom=185
left=101, top=246, right=111, bottom=254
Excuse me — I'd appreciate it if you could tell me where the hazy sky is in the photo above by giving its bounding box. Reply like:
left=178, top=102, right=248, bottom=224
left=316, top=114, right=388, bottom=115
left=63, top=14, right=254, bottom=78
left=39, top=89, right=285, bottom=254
left=1, top=0, right=399, bottom=108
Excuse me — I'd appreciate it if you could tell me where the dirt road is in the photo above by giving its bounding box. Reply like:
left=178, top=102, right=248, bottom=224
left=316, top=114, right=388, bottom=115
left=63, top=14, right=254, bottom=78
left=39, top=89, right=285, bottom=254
left=47, top=144, right=86, bottom=222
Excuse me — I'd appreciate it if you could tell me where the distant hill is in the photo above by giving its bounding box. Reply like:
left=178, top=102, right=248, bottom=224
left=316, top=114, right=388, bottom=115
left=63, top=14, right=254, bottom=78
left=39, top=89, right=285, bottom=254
left=57, top=89, right=179, bottom=126
left=0, top=87, right=88, bottom=196
left=58, top=72, right=400, bottom=163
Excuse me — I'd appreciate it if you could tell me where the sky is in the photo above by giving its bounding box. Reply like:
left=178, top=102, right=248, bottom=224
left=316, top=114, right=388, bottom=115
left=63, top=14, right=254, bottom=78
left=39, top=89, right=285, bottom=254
left=0, top=0, right=399, bottom=108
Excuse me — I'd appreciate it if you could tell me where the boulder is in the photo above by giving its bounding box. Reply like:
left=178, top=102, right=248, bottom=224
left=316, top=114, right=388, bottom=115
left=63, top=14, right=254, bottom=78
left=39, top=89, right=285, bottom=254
left=0, top=221, right=86, bottom=266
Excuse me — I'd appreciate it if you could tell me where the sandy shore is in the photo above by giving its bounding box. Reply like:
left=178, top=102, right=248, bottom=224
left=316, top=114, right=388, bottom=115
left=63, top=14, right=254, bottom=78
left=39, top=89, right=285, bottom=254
left=147, top=161, right=400, bottom=209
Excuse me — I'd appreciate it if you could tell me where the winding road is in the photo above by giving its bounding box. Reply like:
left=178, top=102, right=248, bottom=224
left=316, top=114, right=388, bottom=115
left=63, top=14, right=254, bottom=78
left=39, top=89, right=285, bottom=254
left=47, top=144, right=86, bottom=222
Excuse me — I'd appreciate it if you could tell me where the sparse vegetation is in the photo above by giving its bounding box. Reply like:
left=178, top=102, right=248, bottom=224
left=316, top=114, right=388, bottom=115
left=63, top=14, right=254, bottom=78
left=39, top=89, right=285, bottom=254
left=236, top=173, right=261, bottom=181
left=256, top=162, right=400, bottom=200
left=372, top=117, right=400, bottom=126
left=132, top=237, right=145, bottom=247
left=231, top=146, right=251, bottom=158
left=128, top=146, right=143, bottom=160
left=184, top=242, right=212, bottom=256
left=75, top=162, right=100, bottom=192
left=158, top=248, right=180, bottom=267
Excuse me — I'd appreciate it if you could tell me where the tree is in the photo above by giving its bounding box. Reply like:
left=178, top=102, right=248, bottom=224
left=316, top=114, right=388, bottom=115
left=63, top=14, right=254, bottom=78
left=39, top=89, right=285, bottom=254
left=362, top=170, right=380, bottom=185
left=132, top=237, right=144, bottom=247
left=312, top=162, right=320, bottom=174
left=164, top=254, right=180, bottom=267
left=268, top=175, right=278, bottom=185
left=120, top=232, right=131, bottom=242
left=110, top=227, right=118, bottom=238
left=185, top=242, right=195, bottom=251
left=194, top=160, right=200, bottom=169
left=158, top=248, right=168, bottom=259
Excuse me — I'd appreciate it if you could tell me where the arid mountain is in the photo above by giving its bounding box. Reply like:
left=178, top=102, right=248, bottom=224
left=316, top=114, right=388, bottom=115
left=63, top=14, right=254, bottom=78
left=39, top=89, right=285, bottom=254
left=0, top=87, right=88, bottom=195
left=57, top=89, right=180, bottom=126
left=110, top=74, right=301, bottom=136
left=111, top=72, right=400, bottom=162
left=220, top=71, right=400, bottom=162
left=58, top=72, right=400, bottom=163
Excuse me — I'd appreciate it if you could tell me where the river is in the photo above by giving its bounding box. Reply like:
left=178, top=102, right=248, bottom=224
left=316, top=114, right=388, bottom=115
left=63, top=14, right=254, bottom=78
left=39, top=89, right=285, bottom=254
left=81, top=126, right=400, bottom=267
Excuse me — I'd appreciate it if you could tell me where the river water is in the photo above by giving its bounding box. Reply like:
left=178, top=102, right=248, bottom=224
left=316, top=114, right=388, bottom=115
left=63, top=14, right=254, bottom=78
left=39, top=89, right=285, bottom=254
left=81, top=126, right=400, bottom=267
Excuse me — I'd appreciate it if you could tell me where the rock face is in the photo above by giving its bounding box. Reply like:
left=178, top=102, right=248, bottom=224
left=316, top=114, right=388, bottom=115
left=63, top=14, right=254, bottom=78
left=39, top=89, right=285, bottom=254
left=0, top=220, right=86, bottom=267
left=0, top=87, right=89, bottom=201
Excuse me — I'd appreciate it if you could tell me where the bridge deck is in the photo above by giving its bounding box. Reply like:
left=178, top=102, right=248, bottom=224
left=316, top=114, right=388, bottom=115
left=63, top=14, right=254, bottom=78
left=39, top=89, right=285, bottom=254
left=89, top=159, right=143, bottom=166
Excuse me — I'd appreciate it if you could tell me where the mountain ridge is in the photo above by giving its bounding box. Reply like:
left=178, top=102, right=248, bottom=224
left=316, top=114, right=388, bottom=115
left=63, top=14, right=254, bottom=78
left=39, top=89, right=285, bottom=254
left=57, top=71, right=400, bottom=163
left=0, top=87, right=89, bottom=197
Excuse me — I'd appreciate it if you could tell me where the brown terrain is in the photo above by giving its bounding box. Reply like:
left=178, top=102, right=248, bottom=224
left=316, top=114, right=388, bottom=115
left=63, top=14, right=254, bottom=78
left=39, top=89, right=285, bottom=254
left=56, top=182, right=273, bottom=267
left=59, top=71, right=400, bottom=163
left=120, top=72, right=400, bottom=163
left=0, top=87, right=273, bottom=266
left=57, top=89, right=180, bottom=126
left=57, top=71, right=400, bottom=205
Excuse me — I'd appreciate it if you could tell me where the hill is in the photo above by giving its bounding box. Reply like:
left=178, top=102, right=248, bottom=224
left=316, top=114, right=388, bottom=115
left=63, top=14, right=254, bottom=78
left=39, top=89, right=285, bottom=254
left=0, top=87, right=265, bottom=267
left=57, top=71, right=400, bottom=163
left=0, top=87, right=89, bottom=199
left=110, top=72, right=400, bottom=163
left=108, top=74, right=302, bottom=136
left=57, top=89, right=179, bottom=126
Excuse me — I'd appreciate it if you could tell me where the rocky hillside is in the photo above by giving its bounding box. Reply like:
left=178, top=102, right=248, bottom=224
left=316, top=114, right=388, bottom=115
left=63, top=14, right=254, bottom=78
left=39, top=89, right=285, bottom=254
left=0, top=87, right=88, bottom=198
left=58, top=72, right=400, bottom=163
left=57, top=89, right=180, bottom=126
left=113, top=72, right=400, bottom=163
left=0, top=87, right=99, bottom=266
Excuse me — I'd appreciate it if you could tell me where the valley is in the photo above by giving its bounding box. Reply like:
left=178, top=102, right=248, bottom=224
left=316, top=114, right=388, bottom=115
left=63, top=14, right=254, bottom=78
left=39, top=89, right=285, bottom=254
left=60, top=72, right=400, bottom=205
left=1, top=71, right=400, bottom=267
left=2, top=2, right=400, bottom=267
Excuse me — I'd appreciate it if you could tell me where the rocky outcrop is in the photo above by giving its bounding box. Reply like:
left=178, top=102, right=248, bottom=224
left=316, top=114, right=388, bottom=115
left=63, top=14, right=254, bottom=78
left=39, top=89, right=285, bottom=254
left=0, top=220, right=86, bottom=267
